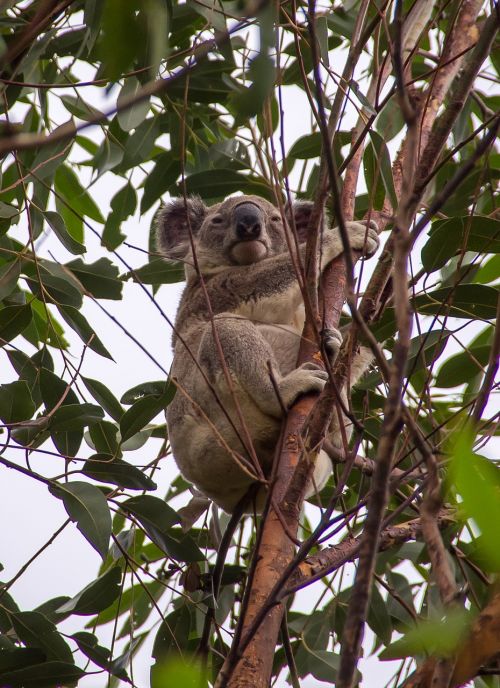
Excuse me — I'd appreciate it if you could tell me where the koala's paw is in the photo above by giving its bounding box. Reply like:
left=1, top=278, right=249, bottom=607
left=346, top=220, right=379, bottom=258
left=279, top=363, right=328, bottom=409
left=322, top=327, right=343, bottom=365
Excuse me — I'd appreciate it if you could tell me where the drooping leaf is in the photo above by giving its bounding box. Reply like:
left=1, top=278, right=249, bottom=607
left=42, top=210, right=86, bottom=255
left=414, top=284, right=498, bottom=320
left=120, top=380, right=172, bottom=405
left=0, top=381, right=35, bottom=423
left=10, top=611, right=73, bottom=664
left=0, top=304, right=32, bottom=341
left=71, top=632, right=128, bottom=678
left=49, top=481, right=111, bottom=559
left=65, top=258, right=122, bottom=300
left=119, top=383, right=175, bottom=442
left=0, top=259, right=21, bottom=300
left=380, top=609, right=470, bottom=660
left=49, top=403, right=104, bottom=431
left=25, top=273, right=83, bottom=309
left=83, top=455, right=157, bottom=490
left=121, top=496, right=203, bottom=562
left=57, top=566, right=122, bottom=615
left=82, top=377, right=124, bottom=421
left=0, top=661, right=85, bottom=688
left=123, top=259, right=184, bottom=285
left=117, top=77, right=151, bottom=131
left=57, top=305, right=113, bottom=359
left=288, top=132, right=322, bottom=160
left=54, top=165, right=104, bottom=223
left=450, top=430, right=500, bottom=572
left=422, top=216, right=500, bottom=273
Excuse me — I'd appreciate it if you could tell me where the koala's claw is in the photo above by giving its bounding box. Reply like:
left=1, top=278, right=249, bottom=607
left=322, top=327, right=343, bottom=364
left=279, top=365, right=328, bottom=409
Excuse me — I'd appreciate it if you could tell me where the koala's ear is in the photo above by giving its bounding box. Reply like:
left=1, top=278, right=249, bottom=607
left=285, top=200, right=315, bottom=243
left=156, top=197, right=207, bottom=260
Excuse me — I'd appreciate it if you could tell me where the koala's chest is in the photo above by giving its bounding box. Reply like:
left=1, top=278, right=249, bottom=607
left=237, top=293, right=305, bottom=330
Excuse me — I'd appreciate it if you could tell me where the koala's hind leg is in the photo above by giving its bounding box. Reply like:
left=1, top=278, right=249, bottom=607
left=198, top=314, right=328, bottom=419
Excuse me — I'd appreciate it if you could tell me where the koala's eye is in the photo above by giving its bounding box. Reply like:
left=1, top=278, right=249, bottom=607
left=211, top=216, right=224, bottom=225
left=271, top=214, right=281, bottom=222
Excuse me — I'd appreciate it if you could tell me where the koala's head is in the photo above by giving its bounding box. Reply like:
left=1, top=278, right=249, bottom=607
left=156, top=195, right=315, bottom=275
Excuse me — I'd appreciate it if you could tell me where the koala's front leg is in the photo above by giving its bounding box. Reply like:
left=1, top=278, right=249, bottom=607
left=198, top=315, right=328, bottom=419
left=321, top=220, right=379, bottom=265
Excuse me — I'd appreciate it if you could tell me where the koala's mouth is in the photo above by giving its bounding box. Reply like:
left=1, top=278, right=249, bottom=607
left=229, top=239, right=268, bottom=265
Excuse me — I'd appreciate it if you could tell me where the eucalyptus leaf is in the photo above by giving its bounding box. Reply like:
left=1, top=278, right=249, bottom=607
left=49, top=481, right=111, bottom=559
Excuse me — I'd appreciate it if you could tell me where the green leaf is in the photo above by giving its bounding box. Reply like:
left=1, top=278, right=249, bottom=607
left=151, top=606, right=194, bottom=663
left=71, top=632, right=127, bottom=678
left=435, top=345, right=490, bottom=388
left=57, top=305, right=113, bottom=360
left=414, top=285, right=498, bottom=320
left=121, top=380, right=172, bottom=404
left=87, top=421, right=120, bottom=455
left=65, top=258, right=122, bottom=300
left=49, top=403, right=104, bottom=431
left=0, top=304, right=32, bottom=341
left=181, top=169, right=274, bottom=203
left=0, top=259, right=21, bottom=300
left=474, top=255, right=500, bottom=284
left=119, top=383, right=175, bottom=441
left=101, top=215, right=126, bottom=251
left=367, top=584, right=392, bottom=646
left=121, top=496, right=203, bottom=562
left=40, top=368, right=78, bottom=410
left=123, top=259, right=184, bottom=285
left=60, top=94, right=104, bottom=121
left=0, top=648, right=45, bottom=673
left=25, top=274, right=83, bottom=309
left=450, top=430, right=500, bottom=572
left=10, top=611, right=73, bottom=663
left=57, top=566, right=121, bottom=615
left=117, top=77, right=151, bottom=131
left=121, top=495, right=178, bottom=530
left=0, top=661, right=85, bottom=688
left=368, top=131, right=398, bottom=210
left=288, top=132, right=322, bottom=160
left=42, top=210, right=85, bottom=254
left=231, top=53, right=276, bottom=119
left=49, top=481, right=111, bottom=559
left=0, top=381, right=35, bottom=423
left=141, top=153, right=179, bottom=213
left=349, top=78, right=376, bottom=114
left=307, top=650, right=340, bottom=682
left=151, top=657, right=205, bottom=688
left=422, top=217, right=500, bottom=273
left=82, top=377, right=124, bottom=421
left=380, top=609, right=469, bottom=660
left=363, top=140, right=385, bottom=211
left=54, top=165, right=104, bottom=223
left=83, top=455, right=157, bottom=490
left=28, top=123, right=75, bottom=180
left=0, top=201, right=20, bottom=219
left=121, top=117, right=159, bottom=168
left=86, top=579, right=162, bottom=629
left=112, top=181, right=137, bottom=219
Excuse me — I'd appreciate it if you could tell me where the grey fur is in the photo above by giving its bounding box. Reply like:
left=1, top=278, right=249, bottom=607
left=158, top=195, right=379, bottom=512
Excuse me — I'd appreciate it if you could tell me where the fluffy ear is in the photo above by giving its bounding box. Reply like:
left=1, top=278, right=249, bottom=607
left=285, top=200, right=314, bottom=243
left=155, top=197, right=207, bottom=260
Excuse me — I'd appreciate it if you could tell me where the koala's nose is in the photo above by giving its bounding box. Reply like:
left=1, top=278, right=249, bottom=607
left=233, top=203, right=263, bottom=240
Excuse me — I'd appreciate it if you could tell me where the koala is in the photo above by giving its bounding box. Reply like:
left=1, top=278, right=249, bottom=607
left=157, top=195, right=379, bottom=513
